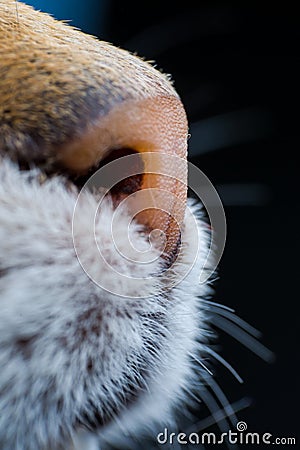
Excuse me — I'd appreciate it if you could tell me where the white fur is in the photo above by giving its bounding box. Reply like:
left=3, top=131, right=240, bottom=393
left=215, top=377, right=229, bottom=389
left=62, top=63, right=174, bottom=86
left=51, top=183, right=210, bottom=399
left=0, top=159, right=212, bottom=450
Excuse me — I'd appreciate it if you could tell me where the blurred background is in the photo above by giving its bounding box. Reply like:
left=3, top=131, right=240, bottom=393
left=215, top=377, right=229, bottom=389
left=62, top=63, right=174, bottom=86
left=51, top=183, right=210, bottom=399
left=24, top=0, right=300, bottom=447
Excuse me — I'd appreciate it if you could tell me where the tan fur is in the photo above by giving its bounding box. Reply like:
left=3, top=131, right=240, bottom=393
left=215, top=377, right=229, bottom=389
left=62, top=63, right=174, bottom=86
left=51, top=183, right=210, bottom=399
left=0, top=0, right=184, bottom=165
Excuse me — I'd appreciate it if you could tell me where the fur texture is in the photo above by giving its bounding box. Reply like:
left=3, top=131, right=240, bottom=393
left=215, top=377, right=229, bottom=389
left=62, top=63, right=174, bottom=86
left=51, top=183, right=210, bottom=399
left=0, top=159, right=211, bottom=449
left=0, top=0, right=188, bottom=263
left=0, top=0, right=184, bottom=170
left=0, top=2, right=213, bottom=449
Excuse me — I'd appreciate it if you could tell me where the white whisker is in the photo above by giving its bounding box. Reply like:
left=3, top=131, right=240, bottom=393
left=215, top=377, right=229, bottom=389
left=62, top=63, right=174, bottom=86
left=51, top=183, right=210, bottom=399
left=192, top=386, right=231, bottom=436
left=183, top=385, right=203, bottom=406
left=200, top=298, right=235, bottom=313
left=186, top=397, right=252, bottom=434
left=204, top=346, right=244, bottom=383
left=189, top=352, right=214, bottom=376
left=211, top=315, right=275, bottom=363
left=201, top=372, right=238, bottom=427
left=209, top=306, right=262, bottom=338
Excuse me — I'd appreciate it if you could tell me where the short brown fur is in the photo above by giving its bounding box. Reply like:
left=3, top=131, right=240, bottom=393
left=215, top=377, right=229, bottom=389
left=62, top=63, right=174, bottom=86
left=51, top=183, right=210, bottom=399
left=0, top=0, right=181, bottom=165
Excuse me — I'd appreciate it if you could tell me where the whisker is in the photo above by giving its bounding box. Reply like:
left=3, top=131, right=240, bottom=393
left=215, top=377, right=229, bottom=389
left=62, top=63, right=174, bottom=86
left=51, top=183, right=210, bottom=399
left=189, top=352, right=214, bottom=376
left=204, top=346, right=244, bottom=384
left=210, top=315, right=275, bottom=363
left=15, top=0, right=19, bottom=26
left=186, top=397, right=252, bottom=434
left=191, top=385, right=232, bottom=437
left=183, top=385, right=203, bottom=406
left=200, top=298, right=235, bottom=313
left=208, top=306, right=262, bottom=338
left=200, top=372, right=238, bottom=427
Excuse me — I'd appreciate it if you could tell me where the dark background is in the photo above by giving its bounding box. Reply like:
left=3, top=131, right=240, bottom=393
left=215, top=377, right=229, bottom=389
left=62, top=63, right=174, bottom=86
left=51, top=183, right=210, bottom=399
left=25, top=0, right=300, bottom=446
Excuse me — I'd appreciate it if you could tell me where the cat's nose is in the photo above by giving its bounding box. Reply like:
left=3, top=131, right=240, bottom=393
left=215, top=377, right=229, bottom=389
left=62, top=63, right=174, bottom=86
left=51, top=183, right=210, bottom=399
left=0, top=1, right=188, bottom=265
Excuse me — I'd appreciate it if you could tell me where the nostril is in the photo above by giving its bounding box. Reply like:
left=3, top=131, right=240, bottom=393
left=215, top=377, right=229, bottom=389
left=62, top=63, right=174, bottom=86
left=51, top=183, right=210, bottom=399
left=69, top=147, right=144, bottom=197
left=98, top=148, right=144, bottom=198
